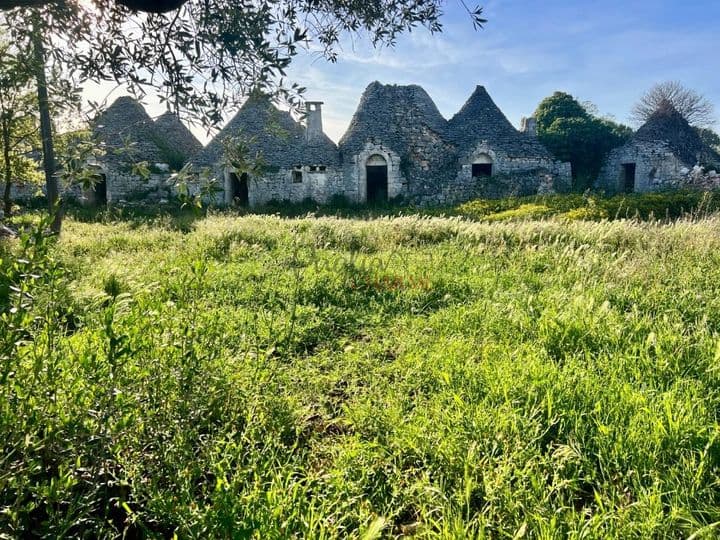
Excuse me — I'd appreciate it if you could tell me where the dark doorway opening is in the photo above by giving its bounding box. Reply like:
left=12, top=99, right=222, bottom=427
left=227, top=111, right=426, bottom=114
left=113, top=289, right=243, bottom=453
left=229, top=172, right=249, bottom=206
left=622, top=163, right=636, bottom=193
left=94, top=174, right=107, bottom=205
left=366, top=165, right=388, bottom=203
left=472, top=163, right=493, bottom=178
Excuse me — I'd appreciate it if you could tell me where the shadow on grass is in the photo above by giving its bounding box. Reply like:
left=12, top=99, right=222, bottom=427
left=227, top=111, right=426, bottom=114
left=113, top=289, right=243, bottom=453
left=13, top=189, right=720, bottom=230
left=58, top=196, right=451, bottom=228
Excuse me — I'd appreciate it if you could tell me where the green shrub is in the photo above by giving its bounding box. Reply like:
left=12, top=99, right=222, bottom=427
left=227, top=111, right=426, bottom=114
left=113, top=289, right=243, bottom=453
left=482, top=203, right=552, bottom=222
left=454, top=190, right=720, bottom=223
left=600, top=190, right=720, bottom=220
left=558, top=206, right=608, bottom=221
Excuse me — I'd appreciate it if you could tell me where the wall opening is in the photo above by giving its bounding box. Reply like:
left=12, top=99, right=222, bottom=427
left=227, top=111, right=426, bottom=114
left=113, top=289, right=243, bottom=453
left=472, top=163, right=493, bottom=177
left=366, top=154, right=388, bottom=203
left=292, top=169, right=303, bottom=183
left=472, top=153, right=493, bottom=178
left=229, top=172, right=249, bottom=206
left=94, top=174, right=107, bottom=205
left=621, top=163, right=636, bottom=193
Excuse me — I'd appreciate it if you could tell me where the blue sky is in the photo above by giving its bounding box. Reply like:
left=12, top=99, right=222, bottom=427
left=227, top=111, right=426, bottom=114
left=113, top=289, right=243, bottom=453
left=86, top=0, right=720, bottom=143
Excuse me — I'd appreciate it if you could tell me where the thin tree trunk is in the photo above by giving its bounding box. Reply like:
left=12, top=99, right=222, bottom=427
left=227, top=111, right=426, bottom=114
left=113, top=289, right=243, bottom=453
left=2, top=117, right=12, bottom=216
left=31, top=24, right=62, bottom=234
left=2, top=177, right=10, bottom=216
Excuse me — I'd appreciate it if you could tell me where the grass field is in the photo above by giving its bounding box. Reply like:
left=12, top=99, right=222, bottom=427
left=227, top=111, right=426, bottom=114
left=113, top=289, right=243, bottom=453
left=3, top=197, right=720, bottom=538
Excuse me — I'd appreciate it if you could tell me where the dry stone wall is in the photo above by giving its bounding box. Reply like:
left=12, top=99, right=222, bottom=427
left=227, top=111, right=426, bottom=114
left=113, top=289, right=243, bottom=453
left=597, top=141, right=687, bottom=193
left=0, top=181, right=43, bottom=202
left=453, top=143, right=571, bottom=198
left=96, top=171, right=170, bottom=203
left=231, top=166, right=345, bottom=206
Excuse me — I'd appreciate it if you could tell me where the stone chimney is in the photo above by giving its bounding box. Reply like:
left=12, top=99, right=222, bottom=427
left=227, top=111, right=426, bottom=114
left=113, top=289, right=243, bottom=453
left=520, top=116, right=538, bottom=137
left=305, top=101, right=324, bottom=142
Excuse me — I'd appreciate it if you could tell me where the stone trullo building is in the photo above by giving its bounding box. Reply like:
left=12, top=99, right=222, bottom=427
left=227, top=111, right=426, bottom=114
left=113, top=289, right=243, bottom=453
left=190, top=82, right=572, bottom=207
left=87, top=96, right=202, bottom=204
left=446, top=86, right=571, bottom=199
left=337, top=82, right=458, bottom=204
left=596, top=101, right=720, bottom=193
left=191, top=92, right=340, bottom=206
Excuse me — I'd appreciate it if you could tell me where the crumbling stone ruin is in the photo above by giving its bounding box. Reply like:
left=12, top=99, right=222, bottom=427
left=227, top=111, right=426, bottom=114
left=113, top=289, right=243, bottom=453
left=8, top=83, right=720, bottom=209
left=2, top=85, right=575, bottom=207
left=191, top=91, right=340, bottom=206
left=191, top=81, right=572, bottom=207
left=86, top=96, right=202, bottom=204
left=444, top=85, right=571, bottom=202
left=597, top=102, right=720, bottom=193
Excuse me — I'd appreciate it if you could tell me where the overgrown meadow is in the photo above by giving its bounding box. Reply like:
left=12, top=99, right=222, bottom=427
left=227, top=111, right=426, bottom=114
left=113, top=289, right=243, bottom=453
left=2, top=198, right=720, bottom=538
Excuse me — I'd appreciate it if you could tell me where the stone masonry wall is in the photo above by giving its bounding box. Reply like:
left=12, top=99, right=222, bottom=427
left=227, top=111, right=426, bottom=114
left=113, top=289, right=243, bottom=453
left=0, top=181, right=43, bottom=203
left=342, top=142, right=404, bottom=203
left=3, top=170, right=170, bottom=206
left=83, top=169, right=170, bottom=204
left=223, top=166, right=345, bottom=206
left=436, top=167, right=569, bottom=205
left=431, top=142, right=572, bottom=204
left=597, top=141, right=687, bottom=194
left=214, top=136, right=571, bottom=208
left=341, top=136, right=459, bottom=205
left=1, top=179, right=89, bottom=205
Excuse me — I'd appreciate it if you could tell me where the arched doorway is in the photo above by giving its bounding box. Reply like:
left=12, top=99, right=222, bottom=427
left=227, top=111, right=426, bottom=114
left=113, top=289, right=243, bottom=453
left=471, top=153, right=493, bottom=178
left=228, top=172, right=249, bottom=206
left=366, top=154, right=388, bottom=203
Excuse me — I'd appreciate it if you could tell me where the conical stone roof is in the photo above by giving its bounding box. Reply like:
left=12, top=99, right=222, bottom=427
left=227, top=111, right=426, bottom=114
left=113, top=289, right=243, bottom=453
left=193, top=92, right=338, bottom=169
left=339, top=81, right=450, bottom=156
left=448, top=85, right=552, bottom=159
left=632, top=102, right=719, bottom=166
left=92, top=96, right=166, bottom=164
left=154, top=112, right=203, bottom=163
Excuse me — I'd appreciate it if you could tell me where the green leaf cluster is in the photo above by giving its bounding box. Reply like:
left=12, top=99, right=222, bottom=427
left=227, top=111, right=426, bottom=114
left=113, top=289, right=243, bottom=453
left=455, top=190, right=720, bottom=222
left=0, top=38, right=42, bottom=213
left=534, top=92, right=633, bottom=190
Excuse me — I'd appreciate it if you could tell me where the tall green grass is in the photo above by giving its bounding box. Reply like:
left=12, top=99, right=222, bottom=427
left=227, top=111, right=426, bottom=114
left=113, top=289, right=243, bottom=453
left=2, top=208, right=720, bottom=538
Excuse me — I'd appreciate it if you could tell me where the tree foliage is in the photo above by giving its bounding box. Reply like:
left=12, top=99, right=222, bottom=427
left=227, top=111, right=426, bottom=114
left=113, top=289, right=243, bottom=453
left=0, top=0, right=187, bottom=13
left=54, top=129, right=107, bottom=191
left=0, top=40, right=41, bottom=215
left=534, top=92, right=632, bottom=190
left=0, top=20, right=83, bottom=230
left=534, top=92, right=587, bottom=132
left=697, top=127, right=720, bottom=154
left=630, top=81, right=715, bottom=128
left=2, top=1, right=486, bottom=128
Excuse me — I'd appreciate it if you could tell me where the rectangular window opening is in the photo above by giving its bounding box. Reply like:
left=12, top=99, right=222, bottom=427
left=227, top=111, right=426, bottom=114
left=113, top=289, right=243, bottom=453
left=292, top=170, right=303, bottom=183
left=472, top=163, right=493, bottom=178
